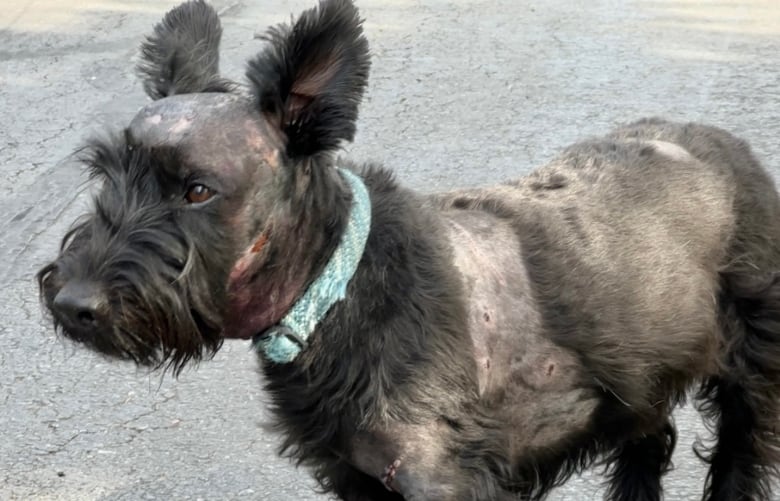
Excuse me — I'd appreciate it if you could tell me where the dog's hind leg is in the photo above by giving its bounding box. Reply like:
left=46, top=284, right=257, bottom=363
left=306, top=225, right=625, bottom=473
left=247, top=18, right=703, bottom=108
left=603, top=421, right=676, bottom=501
left=697, top=271, right=780, bottom=501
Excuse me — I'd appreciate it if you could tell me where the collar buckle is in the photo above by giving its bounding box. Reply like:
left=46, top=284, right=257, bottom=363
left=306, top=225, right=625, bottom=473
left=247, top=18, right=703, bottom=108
left=255, top=324, right=308, bottom=350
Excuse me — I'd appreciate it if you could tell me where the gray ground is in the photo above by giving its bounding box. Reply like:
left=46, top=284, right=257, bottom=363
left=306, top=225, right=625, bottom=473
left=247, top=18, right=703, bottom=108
left=2, top=0, right=779, bottom=500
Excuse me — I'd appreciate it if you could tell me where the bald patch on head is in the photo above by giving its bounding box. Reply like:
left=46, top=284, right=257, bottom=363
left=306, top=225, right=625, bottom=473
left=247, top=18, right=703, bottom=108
left=129, top=93, right=247, bottom=147
left=126, top=93, right=283, bottom=178
left=245, top=119, right=281, bottom=171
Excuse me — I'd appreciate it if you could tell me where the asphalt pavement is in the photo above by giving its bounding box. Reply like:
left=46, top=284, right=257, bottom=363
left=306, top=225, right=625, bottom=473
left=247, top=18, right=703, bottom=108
left=2, top=0, right=779, bottom=500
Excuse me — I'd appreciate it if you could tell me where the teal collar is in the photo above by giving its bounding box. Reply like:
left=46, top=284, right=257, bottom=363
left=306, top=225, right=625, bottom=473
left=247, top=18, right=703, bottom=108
left=252, top=168, right=371, bottom=364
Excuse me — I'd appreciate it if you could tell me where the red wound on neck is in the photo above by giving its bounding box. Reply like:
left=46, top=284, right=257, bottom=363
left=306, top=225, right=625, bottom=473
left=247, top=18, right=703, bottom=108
left=251, top=232, right=269, bottom=253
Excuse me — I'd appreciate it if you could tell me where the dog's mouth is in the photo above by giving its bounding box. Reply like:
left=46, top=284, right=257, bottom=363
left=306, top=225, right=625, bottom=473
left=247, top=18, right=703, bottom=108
left=39, top=261, right=224, bottom=369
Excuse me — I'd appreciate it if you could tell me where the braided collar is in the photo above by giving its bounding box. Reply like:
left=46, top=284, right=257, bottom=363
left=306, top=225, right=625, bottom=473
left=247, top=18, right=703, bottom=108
left=252, top=168, right=371, bottom=364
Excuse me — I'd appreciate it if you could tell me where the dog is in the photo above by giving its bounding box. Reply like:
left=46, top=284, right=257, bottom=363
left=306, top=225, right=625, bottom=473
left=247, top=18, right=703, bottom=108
left=38, top=0, right=780, bottom=499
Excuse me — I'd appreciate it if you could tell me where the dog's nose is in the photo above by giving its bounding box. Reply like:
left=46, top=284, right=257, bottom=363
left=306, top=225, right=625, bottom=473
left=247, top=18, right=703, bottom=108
left=52, top=281, right=109, bottom=332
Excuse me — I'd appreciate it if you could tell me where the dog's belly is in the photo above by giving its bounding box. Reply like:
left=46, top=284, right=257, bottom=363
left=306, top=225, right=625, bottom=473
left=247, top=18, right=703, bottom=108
left=443, top=212, right=599, bottom=451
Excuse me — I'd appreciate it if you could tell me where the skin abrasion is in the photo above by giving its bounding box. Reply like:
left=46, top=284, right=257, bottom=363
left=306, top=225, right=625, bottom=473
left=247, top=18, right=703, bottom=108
left=38, top=1, right=780, bottom=500
left=383, top=459, right=402, bottom=492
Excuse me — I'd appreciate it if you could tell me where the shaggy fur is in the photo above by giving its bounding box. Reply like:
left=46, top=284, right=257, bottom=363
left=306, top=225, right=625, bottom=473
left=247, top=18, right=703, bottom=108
left=38, top=1, right=780, bottom=500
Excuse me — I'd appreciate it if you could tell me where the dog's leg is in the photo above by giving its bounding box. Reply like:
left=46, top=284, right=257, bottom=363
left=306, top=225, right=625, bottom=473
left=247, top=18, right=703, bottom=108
left=698, top=375, right=777, bottom=501
left=322, top=460, right=405, bottom=501
left=697, top=271, right=780, bottom=501
left=603, top=421, right=676, bottom=501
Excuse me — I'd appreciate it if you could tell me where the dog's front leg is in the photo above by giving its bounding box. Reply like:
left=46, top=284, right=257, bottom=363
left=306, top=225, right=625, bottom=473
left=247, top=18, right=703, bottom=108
left=350, top=421, right=507, bottom=501
left=350, top=429, right=449, bottom=500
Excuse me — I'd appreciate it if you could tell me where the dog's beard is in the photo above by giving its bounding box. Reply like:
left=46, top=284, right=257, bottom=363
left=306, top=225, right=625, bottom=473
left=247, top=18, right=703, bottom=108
left=38, top=219, right=225, bottom=374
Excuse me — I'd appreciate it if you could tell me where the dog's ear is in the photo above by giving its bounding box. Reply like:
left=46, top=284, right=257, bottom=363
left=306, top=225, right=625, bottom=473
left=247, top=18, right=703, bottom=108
left=137, top=0, right=233, bottom=99
left=247, top=0, right=370, bottom=159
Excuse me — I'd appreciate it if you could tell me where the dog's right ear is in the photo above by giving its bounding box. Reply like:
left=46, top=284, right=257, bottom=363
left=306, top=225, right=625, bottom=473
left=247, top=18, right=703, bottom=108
left=247, top=0, right=370, bottom=159
left=137, top=0, right=233, bottom=99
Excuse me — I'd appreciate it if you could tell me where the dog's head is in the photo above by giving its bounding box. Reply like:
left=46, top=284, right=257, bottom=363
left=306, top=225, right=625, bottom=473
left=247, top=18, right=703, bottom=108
left=37, top=0, right=370, bottom=372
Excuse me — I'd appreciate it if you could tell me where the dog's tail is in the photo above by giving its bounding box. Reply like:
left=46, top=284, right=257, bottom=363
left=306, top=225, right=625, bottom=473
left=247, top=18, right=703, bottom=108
left=136, top=0, right=234, bottom=99
left=698, top=269, right=780, bottom=499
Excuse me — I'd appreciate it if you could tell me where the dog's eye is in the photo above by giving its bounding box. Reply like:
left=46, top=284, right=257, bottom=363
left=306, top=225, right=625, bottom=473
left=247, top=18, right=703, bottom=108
left=185, top=184, right=214, bottom=204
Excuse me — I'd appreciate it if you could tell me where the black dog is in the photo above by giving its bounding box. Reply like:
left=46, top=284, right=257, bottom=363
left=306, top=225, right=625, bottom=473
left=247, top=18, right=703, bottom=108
left=38, top=0, right=780, bottom=499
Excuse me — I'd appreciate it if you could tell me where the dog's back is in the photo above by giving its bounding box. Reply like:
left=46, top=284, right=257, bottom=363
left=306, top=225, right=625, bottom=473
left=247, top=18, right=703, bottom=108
left=434, top=118, right=780, bottom=499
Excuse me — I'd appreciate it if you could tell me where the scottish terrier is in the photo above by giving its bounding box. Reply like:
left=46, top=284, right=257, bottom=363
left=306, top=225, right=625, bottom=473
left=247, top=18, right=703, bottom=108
left=38, top=1, right=780, bottom=499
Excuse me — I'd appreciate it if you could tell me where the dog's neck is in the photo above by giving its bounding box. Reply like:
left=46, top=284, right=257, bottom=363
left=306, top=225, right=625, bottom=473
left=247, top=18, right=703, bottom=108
left=256, top=168, right=481, bottom=464
left=252, top=168, right=371, bottom=363
left=223, top=164, right=356, bottom=341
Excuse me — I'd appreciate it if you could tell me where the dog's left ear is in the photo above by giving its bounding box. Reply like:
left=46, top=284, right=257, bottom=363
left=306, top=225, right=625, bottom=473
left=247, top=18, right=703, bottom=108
left=247, top=0, right=370, bottom=159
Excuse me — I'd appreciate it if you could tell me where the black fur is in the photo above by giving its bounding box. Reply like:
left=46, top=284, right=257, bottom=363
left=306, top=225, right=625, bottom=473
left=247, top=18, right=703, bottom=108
left=246, top=0, right=370, bottom=158
left=38, top=134, right=229, bottom=374
left=258, top=164, right=504, bottom=499
left=696, top=271, right=780, bottom=500
left=603, top=422, right=676, bottom=501
left=38, top=1, right=780, bottom=500
left=136, top=0, right=234, bottom=99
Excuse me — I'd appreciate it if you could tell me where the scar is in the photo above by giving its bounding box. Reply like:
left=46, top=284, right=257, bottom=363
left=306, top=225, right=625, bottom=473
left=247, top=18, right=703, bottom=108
left=251, top=232, right=269, bottom=253
left=382, top=459, right=402, bottom=491
left=645, top=140, right=694, bottom=162
left=146, top=114, right=162, bottom=125
left=169, top=117, right=192, bottom=134
left=265, top=149, right=280, bottom=171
